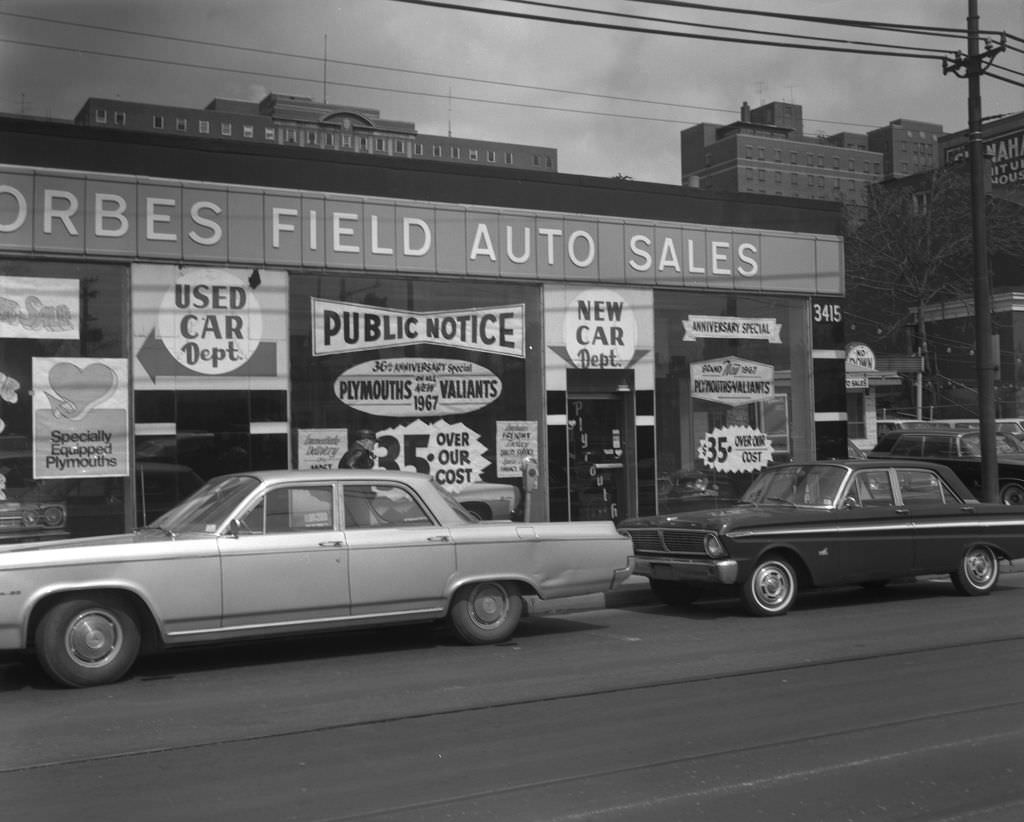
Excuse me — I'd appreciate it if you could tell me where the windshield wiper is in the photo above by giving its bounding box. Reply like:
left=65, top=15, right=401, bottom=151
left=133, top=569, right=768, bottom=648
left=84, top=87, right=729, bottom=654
left=763, top=496, right=798, bottom=507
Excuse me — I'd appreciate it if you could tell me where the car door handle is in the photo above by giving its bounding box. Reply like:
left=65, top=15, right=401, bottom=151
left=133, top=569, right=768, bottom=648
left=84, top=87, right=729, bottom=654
left=427, top=535, right=450, bottom=542
left=318, top=540, right=345, bottom=547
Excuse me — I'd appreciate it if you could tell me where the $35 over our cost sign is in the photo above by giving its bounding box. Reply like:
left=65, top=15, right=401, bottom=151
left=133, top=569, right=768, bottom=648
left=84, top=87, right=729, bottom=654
left=697, top=425, right=773, bottom=473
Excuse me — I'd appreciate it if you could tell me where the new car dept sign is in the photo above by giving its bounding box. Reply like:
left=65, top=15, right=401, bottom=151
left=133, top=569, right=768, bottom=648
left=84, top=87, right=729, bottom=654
left=690, top=356, right=774, bottom=407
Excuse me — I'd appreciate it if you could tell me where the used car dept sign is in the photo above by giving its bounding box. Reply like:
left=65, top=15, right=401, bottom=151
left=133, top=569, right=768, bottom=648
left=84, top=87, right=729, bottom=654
left=697, top=425, right=774, bottom=473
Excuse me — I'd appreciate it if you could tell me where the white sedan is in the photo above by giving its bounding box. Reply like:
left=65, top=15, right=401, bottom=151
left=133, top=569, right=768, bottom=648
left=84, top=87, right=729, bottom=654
left=0, top=470, right=633, bottom=687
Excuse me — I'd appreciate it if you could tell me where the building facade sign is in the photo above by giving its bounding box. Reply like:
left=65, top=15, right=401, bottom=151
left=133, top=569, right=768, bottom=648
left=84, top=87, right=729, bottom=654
left=0, top=165, right=843, bottom=295
left=945, top=126, right=1024, bottom=188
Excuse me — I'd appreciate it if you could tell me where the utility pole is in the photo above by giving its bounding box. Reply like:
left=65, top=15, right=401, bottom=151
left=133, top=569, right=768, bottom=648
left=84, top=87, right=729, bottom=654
left=943, top=0, right=1005, bottom=502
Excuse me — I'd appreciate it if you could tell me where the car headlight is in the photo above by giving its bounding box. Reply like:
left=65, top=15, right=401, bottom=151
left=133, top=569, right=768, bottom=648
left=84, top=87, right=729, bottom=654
left=21, top=509, right=38, bottom=527
left=704, top=532, right=727, bottom=558
left=42, top=506, right=65, bottom=527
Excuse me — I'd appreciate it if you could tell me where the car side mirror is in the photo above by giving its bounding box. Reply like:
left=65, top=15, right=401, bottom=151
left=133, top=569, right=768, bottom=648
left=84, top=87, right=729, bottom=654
left=842, top=496, right=861, bottom=510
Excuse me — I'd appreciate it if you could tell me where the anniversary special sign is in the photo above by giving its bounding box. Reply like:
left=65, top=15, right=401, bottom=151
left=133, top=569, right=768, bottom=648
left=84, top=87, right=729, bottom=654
left=682, top=315, right=782, bottom=343
left=312, top=299, right=525, bottom=357
left=334, top=358, right=502, bottom=417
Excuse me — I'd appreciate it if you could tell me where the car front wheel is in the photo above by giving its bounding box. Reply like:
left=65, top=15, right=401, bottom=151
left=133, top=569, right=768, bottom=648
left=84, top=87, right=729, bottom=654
left=951, top=546, right=999, bottom=596
left=999, top=481, right=1024, bottom=506
left=449, top=581, right=523, bottom=644
left=35, top=595, right=142, bottom=688
left=742, top=556, right=797, bottom=616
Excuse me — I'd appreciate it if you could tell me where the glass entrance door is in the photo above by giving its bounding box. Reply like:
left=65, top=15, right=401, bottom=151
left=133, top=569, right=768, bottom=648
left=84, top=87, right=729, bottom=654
left=567, top=394, right=632, bottom=522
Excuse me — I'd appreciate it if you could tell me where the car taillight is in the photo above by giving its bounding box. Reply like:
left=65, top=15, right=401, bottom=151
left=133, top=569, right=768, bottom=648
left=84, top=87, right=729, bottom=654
left=704, top=533, right=727, bottom=558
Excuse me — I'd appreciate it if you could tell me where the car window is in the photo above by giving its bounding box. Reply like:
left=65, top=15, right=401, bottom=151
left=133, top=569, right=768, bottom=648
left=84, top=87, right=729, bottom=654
left=895, top=469, right=960, bottom=505
left=921, top=436, right=953, bottom=458
left=994, top=433, right=1023, bottom=454
left=343, top=483, right=433, bottom=529
left=959, top=434, right=982, bottom=456
left=742, top=464, right=847, bottom=507
left=889, top=435, right=923, bottom=457
left=850, top=469, right=896, bottom=507
left=264, top=486, right=335, bottom=533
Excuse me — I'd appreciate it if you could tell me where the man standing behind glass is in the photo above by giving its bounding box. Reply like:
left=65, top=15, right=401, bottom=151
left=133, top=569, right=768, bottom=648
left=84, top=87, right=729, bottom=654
left=339, top=428, right=377, bottom=469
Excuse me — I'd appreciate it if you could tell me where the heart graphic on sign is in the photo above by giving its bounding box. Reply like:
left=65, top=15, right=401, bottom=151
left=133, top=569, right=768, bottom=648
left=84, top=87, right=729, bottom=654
left=46, top=362, right=119, bottom=421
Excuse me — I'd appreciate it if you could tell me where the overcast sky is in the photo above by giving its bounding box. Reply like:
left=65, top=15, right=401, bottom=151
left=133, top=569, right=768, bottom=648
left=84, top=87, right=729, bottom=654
left=1, top=0, right=1022, bottom=184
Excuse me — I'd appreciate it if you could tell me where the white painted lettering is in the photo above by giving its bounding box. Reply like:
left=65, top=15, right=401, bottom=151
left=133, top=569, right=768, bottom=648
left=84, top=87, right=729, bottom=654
left=370, top=214, right=393, bottom=255
left=628, top=234, right=652, bottom=271
left=403, top=217, right=431, bottom=257
left=567, top=230, right=595, bottom=268
left=188, top=201, right=223, bottom=246
left=44, top=190, right=80, bottom=237
left=469, top=223, right=497, bottom=261
left=146, top=197, right=177, bottom=242
left=0, top=184, right=28, bottom=232
left=331, top=212, right=359, bottom=253
left=94, top=193, right=128, bottom=238
left=271, top=207, right=297, bottom=248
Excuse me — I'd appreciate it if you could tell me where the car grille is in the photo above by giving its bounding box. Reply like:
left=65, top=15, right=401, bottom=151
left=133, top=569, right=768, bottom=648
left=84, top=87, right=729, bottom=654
left=623, top=528, right=707, bottom=556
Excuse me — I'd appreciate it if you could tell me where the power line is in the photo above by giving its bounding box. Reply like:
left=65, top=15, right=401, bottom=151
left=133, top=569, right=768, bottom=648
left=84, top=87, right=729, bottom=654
left=496, top=0, right=961, bottom=55
left=0, top=10, right=895, bottom=132
left=389, top=0, right=956, bottom=59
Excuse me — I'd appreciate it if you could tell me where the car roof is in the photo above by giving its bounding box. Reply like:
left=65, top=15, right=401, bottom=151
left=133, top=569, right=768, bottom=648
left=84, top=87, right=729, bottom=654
left=216, top=469, right=433, bottom=485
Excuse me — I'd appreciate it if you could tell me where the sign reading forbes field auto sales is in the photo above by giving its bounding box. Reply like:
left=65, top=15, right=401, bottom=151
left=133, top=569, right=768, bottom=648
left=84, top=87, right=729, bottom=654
left=334, top=358, right=502, bottom=417
left=690, top=357, right=775, bottom=407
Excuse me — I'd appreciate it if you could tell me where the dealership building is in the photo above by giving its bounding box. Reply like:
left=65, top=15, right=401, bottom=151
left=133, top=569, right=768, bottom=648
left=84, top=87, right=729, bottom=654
left=0, top=113, right=845, bottom=540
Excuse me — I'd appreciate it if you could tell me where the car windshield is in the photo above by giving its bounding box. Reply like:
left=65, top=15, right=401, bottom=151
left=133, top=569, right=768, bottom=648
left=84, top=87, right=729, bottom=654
left=742, top=464, right=848, bottom=508
left=148, top=475, right=260, bottom=534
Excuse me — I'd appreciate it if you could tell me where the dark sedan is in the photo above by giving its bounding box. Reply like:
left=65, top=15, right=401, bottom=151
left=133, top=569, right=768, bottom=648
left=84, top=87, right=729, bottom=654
left=618, top=460, right=1024, bottom=616
left=869, top=428, right=1024, bottom=505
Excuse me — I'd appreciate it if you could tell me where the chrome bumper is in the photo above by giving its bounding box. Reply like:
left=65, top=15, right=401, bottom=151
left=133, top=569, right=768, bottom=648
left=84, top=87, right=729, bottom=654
left=611, top=556, right=636, bottom=588
left=634, top=555, right=738, bottom=585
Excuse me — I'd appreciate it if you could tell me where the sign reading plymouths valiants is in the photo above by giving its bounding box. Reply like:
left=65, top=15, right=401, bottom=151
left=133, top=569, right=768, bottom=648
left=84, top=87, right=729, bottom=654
left=0, top=164, right=843, bottom=295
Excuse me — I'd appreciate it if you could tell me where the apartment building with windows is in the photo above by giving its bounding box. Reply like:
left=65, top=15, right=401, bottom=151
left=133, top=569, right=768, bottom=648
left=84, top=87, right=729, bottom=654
left=74, top=92, right=558, bottom=172
left=680, top=101, right=942, bottom=206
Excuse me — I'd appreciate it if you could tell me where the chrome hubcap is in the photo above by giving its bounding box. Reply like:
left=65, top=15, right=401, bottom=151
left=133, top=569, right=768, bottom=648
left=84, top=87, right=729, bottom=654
left=470, top=585, right=508, bottom=627
left=66, top=610, right=121, bottom=666
left=965, top=550, right=995, bottom=587
left=755, top=565, right=790, bottom=607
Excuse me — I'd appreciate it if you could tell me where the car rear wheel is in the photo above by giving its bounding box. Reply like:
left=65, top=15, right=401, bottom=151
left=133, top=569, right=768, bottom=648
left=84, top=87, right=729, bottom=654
left=951, top=546, right=999, bottom=596
left=999, top=481, right=1024, bottom=506
left=742, top=556, right=797, bottom=616
left=649, top=579, right=702, bottom=607
left=35, top=595, right=141, bottom=687
left=449, top=581, right=523, bottom=644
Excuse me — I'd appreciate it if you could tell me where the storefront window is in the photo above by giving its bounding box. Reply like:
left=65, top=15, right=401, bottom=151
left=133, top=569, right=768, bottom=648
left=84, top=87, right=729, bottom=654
left=654, top=290, right=812, bottom=510
left=0, top=260, right=130, bottom=542
left=289, top=274, right=543, bottom=499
